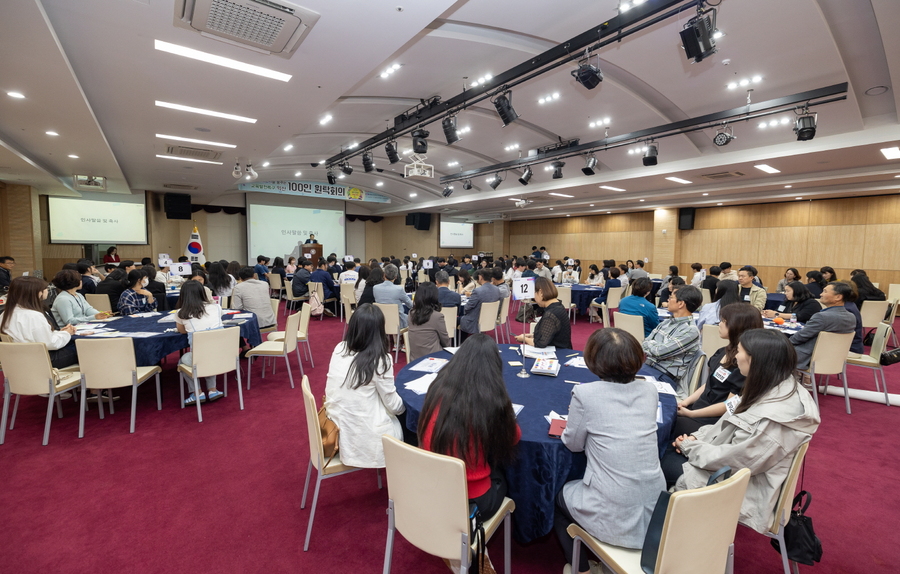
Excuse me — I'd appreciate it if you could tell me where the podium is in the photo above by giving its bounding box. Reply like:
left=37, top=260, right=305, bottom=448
left=302, top=243, right=323, bottom=262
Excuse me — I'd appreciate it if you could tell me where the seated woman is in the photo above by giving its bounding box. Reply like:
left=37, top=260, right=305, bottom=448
left=661, top=265, right=679, bottom=290
left=419, top=333, right=520, bottom=520
left=175, top=281, right=225, bottom=406
left=207, top=261, right=236, bottom=300
left=617, top=277, right=660, bottom=337
left=285, top=256, right=298, bottom=275
left=763, top=281, right=821, bottom=323
left=357, top=265, right=382, bottom=305
left=515, top=277, right=572, bottom=349
left=670, top=329, right=820, bottom=533
left=270, top=257, right=287, bottom=283
left=617, top=264, right=630, bottom=287
left=850, top=273, right=886, bottom=310
left=50, top=269, right=111, bottom=326
left=456, top=269, right=476, bottom=297
left=775, top=268, right=801, bottom=293
left=561, top=263, right=579, bottom=285
left=118, top=270, right=158, bottom=316
left=354, top=265, right=370, bottom=304
left=555, top=328, right=665, bottom=574
left=324, top=303, right=405, bottom=468
left=695, top=279, right=741, bottom=329
left=407, top=282, right=451, bottom=361
left=592, top=266, right=622, bottom=306
left=583, top=264, right=603, bottom=286
left=689, top=262, right=705, bottom=287
left=819, top=266, right=837, bottom=283
left=656, top=276, right=686, bottom=308
left=0, top=276, right=78, bottom=368
left=805, top=270, right=826, bottom=298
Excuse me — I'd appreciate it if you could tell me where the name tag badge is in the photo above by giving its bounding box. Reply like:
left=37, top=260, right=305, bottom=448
left=743, top=295, right=751, bottom=301
left=713, top=366, right=731, bottom=382
left=777, top=305, right=786, bottom=312
left=724, top=395, right=741, bottom=415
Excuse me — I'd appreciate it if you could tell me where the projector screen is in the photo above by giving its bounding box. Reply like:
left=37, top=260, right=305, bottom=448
left=247, top=203, right=346, bottom=263
left=440, top=219, right=474, bottom=249
left=48, top=193, right=148, bottom=244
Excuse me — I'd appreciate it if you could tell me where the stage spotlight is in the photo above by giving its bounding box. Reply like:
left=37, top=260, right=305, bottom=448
left=462, top=179, right=473, bottom=190
left=581, top=156, right=598, bottom=175
left=340, top=162, right=353, bottom=175
left=572, top=52, right=603, bottom=90
left=442, top=116, right=460, bottom=145
left=385, top=141, right=400, bottom=164
left=551, top=161, right=565, bottom=179
left=411, top=129, right=430, bottom=154
left=492, top=91, right=519, bottom=127
left=442, top=185, right=453, bottom=198
left=231, top=162, right=242, bottom=179
left=489, top=175, right=502, bottom=190
left=362, top=152, right=374, bottom=172
left=680, top=8, right=718, bottom=63
left=642, top=144, right=658, bottom=166
left=246, top=163, right=258, bottom=181
left=713, top=126, right=735, bottom=146
left=794, top=113, right=817, bottom=141
left=518, top=166, right=533, bottom=186
left=327, top=170, right=336, bottom=185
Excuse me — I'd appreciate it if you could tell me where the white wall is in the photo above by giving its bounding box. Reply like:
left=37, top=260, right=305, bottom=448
left=206, top=211, right=247, bottom=262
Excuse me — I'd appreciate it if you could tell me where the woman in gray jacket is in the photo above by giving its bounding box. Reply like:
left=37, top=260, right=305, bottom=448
left=555, top=328, right=665, bottom=574
left=672, top=328, right=820, bottom=533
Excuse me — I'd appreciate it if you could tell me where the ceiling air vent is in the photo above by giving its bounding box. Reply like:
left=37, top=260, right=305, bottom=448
left=165, top=145, right=222, bottom=161
left=700, top=171, right=746, bottom=180
left=163, top=183, right=200, bottom=191
left=174, top=0, right=320, bottom=58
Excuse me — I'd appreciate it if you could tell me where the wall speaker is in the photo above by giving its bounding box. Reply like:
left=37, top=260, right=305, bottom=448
left=164, top=193, right=192, bottom=220
left=413, top=213, right=432, bottom=231
left=678, top=207, right=696, bottom=230
left=405, top=213, right=415, bottom=226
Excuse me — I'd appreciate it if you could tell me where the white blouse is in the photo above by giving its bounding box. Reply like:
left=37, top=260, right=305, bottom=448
left=0, top=307, right=71, bottom=350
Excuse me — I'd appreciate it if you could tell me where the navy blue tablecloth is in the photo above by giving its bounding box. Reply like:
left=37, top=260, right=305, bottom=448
left=396, top=345, right=677, bottom=544
left=765, top=293, right=786, bottom=311
left=73, top=312, right=262, bottom=366
left=566, top=280, right=663, bottom=315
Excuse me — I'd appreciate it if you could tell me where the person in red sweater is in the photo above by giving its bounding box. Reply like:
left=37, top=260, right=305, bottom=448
left=103, top=246, right=120, bottom=263
left=418, top=333, right=520, bottom=519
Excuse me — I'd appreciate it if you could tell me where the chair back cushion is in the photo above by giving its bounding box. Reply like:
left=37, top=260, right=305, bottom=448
left=301, top=376, right=326, bottom=471
left=769, top=442, right=809, bottom=534
left=478, top=301, right=500, bottom=333
left=613, top=312, right=645, bottom=342
left=0, top=342, right=56, bottom=395
left=441, top=306, right=458, bottom=336
left=282, top=311, right=301, bottom=353
left=810, top=331, right=854, bottom=375
left=860, top=300, right=890, bottom=329
left=75, top=337, right=136, bottom=388
left=191, top=326, right=241, bottom=377
left=374, top=303, right=401, bottom=335
left=701, top=323, right=726, bottom=359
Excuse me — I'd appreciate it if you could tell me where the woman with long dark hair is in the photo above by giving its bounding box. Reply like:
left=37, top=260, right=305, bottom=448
left=584, top=264, right=603, bottom=286
left=763, top=281, right=821, bottom=323
left=407, top=282, right=451, bottom=361
left=695, top=279, right=741, bottom=328
left=819, top=266, right=837, bottom=283
left=357, top=265, right=382, bottom=305
left=554, top=328, right=664, bottom=573
left=805, top=270, right=827, bottom=298
left=418, top=333, right=520, bottom=519
left=270, top=256, right=287, bottom=283
left=456, top=269, right=475, bottom=296
left=0, top=276, right=77, bottom=368
left=207, top=261, right=236, bottom=298
left=324, top=303, right=404, bottom=468
left=672, top=329, right=820, bottom=533
left=354, top=265, right=370, bottom=304
left=850, top=273, right=886, bottom=310
left=175, top=281, right=225, bottom=405
left=225, top=261, right=242, bottom=280
left=103, top=246, right=120, bottom=263
left=118, top=270, right=157, bottom=315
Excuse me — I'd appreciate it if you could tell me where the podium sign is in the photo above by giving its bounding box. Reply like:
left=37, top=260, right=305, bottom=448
left=302, top=243, right=323, bottom=261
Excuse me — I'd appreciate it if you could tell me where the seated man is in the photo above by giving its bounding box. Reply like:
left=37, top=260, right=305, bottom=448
left=0, top=256, right=15, bottom=288
left=701, top=265, right=721, bottom=300
left=253, top=255, right=270, bottom=281
left=737, top=265, right=766, bottom=310
left=459, top=269, right=500, bottom=341
left=718, top=261, right=738, bottom=282
left=629, top=259, right=650, bottom=280
left=310, top=258, right=338, bottom=317
left=373, top=264, right=413, bottom=328
left=617, top=277, right=660, bottom=337
left=435, top=270, right=462, bottom=309
left=326, top=256, right=343, bottom=277
left=522, top=260, right=538, bottom=278
left=790, top=282, right=858, bottom=370
left=491, top=267, right=510, bottom=299
left=232, top=266, right=277, bottom=329
left=338, top=261, right=358, bottom=284
left=291, top=258, right=313, bottom=299
left=77, top=261, right=98, bottom=295
left=534, top=259, right=553, bottom=281
left=642, top=285, right=702, bottom=390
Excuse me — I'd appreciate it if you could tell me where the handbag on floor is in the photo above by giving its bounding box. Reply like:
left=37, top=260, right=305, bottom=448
left=880, top=347, right=900, bottom=366
left=317, top=399, right=339, bottom=465
left=770, top=490, right=823, bottom=566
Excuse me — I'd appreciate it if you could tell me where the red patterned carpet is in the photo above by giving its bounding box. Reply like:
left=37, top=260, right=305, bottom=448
left=1, top=304, right=898, bottom=574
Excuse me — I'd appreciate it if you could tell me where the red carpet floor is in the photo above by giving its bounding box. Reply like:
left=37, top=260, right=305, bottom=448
left=1, top=305, right=898, bottom=574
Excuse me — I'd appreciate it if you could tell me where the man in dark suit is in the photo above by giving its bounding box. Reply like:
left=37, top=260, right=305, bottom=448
left=460, top=269, right=500, bottom=341
left=435, top=270, right=461, bottom=309
left=304, top=234, right=317, bottom=244
left=790, top=282, right=857, bottom=370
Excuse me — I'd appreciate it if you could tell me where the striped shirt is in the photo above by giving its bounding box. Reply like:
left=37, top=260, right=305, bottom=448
left=641, top=315, right=700, bottom=382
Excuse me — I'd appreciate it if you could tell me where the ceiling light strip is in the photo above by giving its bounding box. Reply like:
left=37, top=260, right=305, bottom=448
left=155, top=134, right=236, bottom=148
left=156, top=154, right=223, bottom=165
left=154, top=40, right=291, bottom=82
left=155, top=101, right=257, bottom=123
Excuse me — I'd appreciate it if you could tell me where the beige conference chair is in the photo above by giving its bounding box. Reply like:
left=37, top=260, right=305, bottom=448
left=268, top=302, right=314, bottom=368
left=246, top=310, right=302, bottom=391
left=568, top=468, right=751, bottom=574
left=178, top=326, right=244, bottom=422
left=339, top=282, right=356, bottom=321
left=374, top=303, right=404, bottom=362
left=859, top=300, right=890, bottom=331
left=75, top=337, right=161, bottom=433
left=85, top=293, right=113, bottom=314
left=268, top=273, right=285, bottom=300
left=260, top=298, right=281, bottom=336
left=557, top=286, right=578, bottom=325
left=0, top=342, right=85, bottom=446
left=309, top=281, right=337, bottom=321
left=284, top=279, right=309, bottom=315
left=300, top=376, right=379, bottom=551
left=478, top=300, right=501, bottom=340
left=590, top=286, right=623, bottom=326
left=496, top=296, right=512, bottom=344
left=442, top=305, right=459, bottom=347
left=613, top=312, right=645, bottom=343
left=798, top=331, right=854, bottom=414
left=845, top=322, right=892, bottom=407
left=381, top=435, right=515, bottom=574
left=702, top=323, right=727, bottom=360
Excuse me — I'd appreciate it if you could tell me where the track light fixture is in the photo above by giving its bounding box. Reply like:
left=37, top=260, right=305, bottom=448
left=489, top=174, right=502, bottom=190
left=246, top=163, right=258, bottom=180
left=462, top=179, right=473, bottom=190
left=713, top=125, right=735, bottom=146
left=442, top=185, right=453, bottom=198
left=794, top=111, right=817, bottom=141
left=362, top=152, right=374, bottom=172
left=385, top=141, right=400, bottom=164
left=572, top=48, right=604, bottom=90
left=411, top=129, right=430, bottom=154
left=642, top=143, right=658, bottom=166
left=340, top=162, right=353, bottom=175
left=492, top=91, right=519, bottom=127
left=518, top=166, right=533, bottom=186
left=327, top=170, right=337, bottom=185
left=581, top=155, right=598, bottom=175
left=680, top=7, right=718, bottom=63
left=551, top=161, right=565, bottom=179
left=442, top=116, right=460, bottom=145
left=231, top=162, right=242, bottom=179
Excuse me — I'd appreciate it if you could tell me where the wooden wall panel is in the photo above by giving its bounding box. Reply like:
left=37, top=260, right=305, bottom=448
left=756, top=226, right=808, bottom=268
left=805, top=225, right=868, bottom=269
left=866, top=196, right=900, bottom=225
left=679, top=229, right=718, bottom=264
left=862, top=224, right=900, bottom=271
left=0, top=184, right=39, bottom=274
left=808, top=198, right=868, bottom=226
left=757, top=202, right=810, bottom=228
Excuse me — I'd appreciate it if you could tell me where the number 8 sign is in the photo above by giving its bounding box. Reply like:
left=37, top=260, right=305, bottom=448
left=512, top=277, right=535, bottom=301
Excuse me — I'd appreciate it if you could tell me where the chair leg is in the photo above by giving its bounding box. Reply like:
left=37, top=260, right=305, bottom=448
left=571, top=536, right=583, bottom=574
left=108, top=390, right=115, bottom=415
left=179, top=373, right=185, bottom=409
left=809, top=371, right=819, bottom=407
left=246, top=356, right=253, bottom=390
left=301, top=459, right=313, bottom=509
left=130, top=383, right=139, bottom=433
left=880, top=368, right=890, bottom=406
left=726, top=542, right=735, bottom=574
left=0, top=384, right=10, bottom=444
left=42, top=395, right=56, bottom=446
left=504, top=511, right=512, bottom=574
left=295, top=347, right=305, bottom=378
left=383, top=500, right=395, bottom=574
left=193, top=377, right=203, bottom=423
left=55, top=395, right=64, bottom=418
left=155, top=374, right=162, bottom=411
left=235, top=360, right=245, bottom=410
left=775, top=529, right=791, bottom=574
left=303, top=472, right=324, bottom=551
left=78, top=382, right=87, bottom=438
left=285, top=355, right=295, bottom=389
left=10, top=393, right=21, bottom=430
left=842, top=366, right=851, bottom=414
left=377, top=468, right=383, bottom=489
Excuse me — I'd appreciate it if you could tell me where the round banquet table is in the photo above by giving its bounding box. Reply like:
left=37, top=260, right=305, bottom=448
left=765, top=292, right=787, bottom=311
left=566, top=279, right=663, bottom=315
left=395, top=344, right=677, bottom=543
left=72, top=311, right=263, bottom=366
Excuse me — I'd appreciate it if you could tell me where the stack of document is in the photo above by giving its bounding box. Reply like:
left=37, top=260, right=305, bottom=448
left=404, top=373, right=437, bottom=395
left=443, top=347, right=459, bottom=354
left=522, top=345, right=556, bottom=359
left=564, top=356, right=587, bottom=368
left=131, top=312, right=162, bottom=318
left=531, top=359, right=561, bottom=376
left=544, top=410, right=567, bottom=424
left=409, top=357, right=448, bottom=373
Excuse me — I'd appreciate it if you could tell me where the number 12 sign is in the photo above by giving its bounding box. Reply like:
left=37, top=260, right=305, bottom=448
left=512, top=277, right=535, bottom=301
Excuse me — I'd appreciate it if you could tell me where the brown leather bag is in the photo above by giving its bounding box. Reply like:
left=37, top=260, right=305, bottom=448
left=317, top=398, right=339, bottom=464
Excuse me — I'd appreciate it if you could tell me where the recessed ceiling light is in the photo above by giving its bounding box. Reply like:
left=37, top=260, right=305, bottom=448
left=599, top=185, right=625, bottom=192
left=338, top=174, right=345, bottom=179
left=7, top=92, right=25, bottom=99
left=67, top=154, right=79, bottom=159
left=717, top=202, right=723, bottom=205
left=509, top=198, right=522, bottom=201
left=769, top=120, right=778, bottom=127
left=45, top=131, right=59, bottom=136
left=155, top=154, right=222, bottom=164
left=780, top=117, right=790, bottom=125
left=566, top=214, right=571, bottom=217
left=895, top=175, right=900, bottom=178
left=262, top=162, right=270, bottom=167
left=283, top=144, right=293, bottom=151
left=319, top=115, right=332, bottom=125
left=881, top=147, right=900, bottom=160
left=318, top=160, right=326, bottom=165
left=154, top=40, right=291, bottom=82
left=727, top=82, right=737, bottom=90
left=666, top=177, right=692, bottom=184
left=752, top=75, right=762, bottom=83
left=607, top=211, right=611, bottom=214
left=639, top=199, right=645, bottom=202
left=739, top=79, right=750, bottom=87
left=376, top=182, right=383, bottom=187
left=784, top=185, right=792, bottom=188
left=348, top=143, right=358, bottom=149
left=589, top=204, right=595, bottom=207
left=409, top=193, right=417, bottom=197
left=755, top=164, right=781, bottom=174
left=795, top=197, right=803, bottom=200
left=504, top=144, right=519, bottom=151
left=758, top=122, right=767, bottom=129
left=155, top=134, right=235, bottom=148
left=549, top=208, right=554, bottom=211
left=549, top=192, right=574, bottom=198
left=702, top=193, right=709, bottom=196
left=447, top=161, right=459, bottom=167
left=155, top=101, right=256, bottom=123
left=294, top=171, right=302, bottom=177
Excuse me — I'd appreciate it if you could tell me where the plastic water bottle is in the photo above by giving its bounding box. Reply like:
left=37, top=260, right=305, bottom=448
left=790, top=313, right=797, bottom=326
